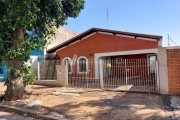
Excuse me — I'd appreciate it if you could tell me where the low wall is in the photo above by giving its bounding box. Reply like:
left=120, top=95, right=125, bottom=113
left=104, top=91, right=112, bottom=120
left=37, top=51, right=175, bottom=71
left=34, top=80, right=60, bottom=87
left=34, top=65, right=68, bottom=87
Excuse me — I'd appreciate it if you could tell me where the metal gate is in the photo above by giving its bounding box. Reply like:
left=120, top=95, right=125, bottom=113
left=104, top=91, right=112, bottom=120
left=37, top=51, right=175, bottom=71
left=66, top=58, right=159, bottom=93
left=100, top=58, right=159, bottom=92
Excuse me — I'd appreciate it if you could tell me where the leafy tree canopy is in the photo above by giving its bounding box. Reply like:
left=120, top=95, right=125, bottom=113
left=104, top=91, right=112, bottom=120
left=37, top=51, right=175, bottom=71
left=0, top=0, right=85, bottom=100
left=0, top=0, right=84, bottom=63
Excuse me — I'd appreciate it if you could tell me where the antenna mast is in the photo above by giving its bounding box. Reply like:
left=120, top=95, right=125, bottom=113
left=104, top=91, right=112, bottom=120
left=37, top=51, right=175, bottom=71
left=107, top=5, right=108, bottom=29
left=167, top=34, right=170, bottom=47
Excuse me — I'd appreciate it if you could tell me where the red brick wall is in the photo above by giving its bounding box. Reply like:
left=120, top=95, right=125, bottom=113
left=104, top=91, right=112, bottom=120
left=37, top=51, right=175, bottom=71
left=56, top=33, right=158, bottom=60
left=167, top=49, right=180, bottom=94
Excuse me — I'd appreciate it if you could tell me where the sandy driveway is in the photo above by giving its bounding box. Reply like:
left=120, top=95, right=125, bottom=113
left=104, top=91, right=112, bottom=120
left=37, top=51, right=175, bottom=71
left=0, top=83, right=165, bottom=120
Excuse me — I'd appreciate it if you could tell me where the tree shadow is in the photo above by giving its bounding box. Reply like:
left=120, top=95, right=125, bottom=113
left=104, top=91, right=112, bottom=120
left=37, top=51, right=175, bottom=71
left=0, top=89, right=166, bottom=120
left=48, top=92, right=165, bottom=120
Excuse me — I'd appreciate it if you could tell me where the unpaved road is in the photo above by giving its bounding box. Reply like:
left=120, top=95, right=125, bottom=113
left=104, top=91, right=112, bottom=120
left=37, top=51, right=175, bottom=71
left=0, top=111, right=37, bottom=120
left=0, top=83, right=166, bottom=120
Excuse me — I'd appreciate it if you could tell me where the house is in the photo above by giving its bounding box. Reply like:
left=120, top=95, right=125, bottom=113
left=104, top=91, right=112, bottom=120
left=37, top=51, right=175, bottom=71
left=38, top=27, right=180, bottom=95
left=47, top=28, right=162, bottom=80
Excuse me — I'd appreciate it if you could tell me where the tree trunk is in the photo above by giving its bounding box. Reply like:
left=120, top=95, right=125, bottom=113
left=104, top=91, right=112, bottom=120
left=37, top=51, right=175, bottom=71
left=4, top=27, right=26, bottom=101
left=4, top=77, right=25, bottom=101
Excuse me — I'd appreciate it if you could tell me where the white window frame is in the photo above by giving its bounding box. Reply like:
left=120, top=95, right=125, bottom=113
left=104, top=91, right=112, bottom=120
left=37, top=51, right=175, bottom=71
left=116, top=58, right=122, bottom=64
left=62, top=57, right=73, bottom=74
left=77, top=56, right=88, bottom=74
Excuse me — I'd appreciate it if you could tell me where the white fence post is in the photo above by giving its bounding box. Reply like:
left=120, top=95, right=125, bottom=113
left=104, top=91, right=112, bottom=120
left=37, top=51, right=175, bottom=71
left=37, top=58, right=40, bottom=80
left=65, top=60, right=68, bottom=87
left=156, top=61, right=160, bottom=92
left=125, top=59, right=128, bottom=91
left=99, top=59, right=104, bottom=90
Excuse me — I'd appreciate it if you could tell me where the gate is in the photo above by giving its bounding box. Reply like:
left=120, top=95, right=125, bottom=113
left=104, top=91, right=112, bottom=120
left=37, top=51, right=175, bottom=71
left=100, top=58, right=159, bottom=92
left=65, top=58, right=159, bottom=93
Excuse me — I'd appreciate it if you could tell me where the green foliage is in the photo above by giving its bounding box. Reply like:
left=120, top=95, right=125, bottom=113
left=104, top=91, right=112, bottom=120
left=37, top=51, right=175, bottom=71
left=23, top=74, right=36, bottom=87
left=5, top=65, right=36, bottom=87
left=0, top=0, right=84, bottom=86
left=0, top=0, right=85, bottom=62
left=22, top=64, right=36, bottom=86
left=8, top=67, right=21, bottom=79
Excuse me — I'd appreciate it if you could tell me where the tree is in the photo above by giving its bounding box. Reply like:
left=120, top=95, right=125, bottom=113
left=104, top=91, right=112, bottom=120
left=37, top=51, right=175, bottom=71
left=0, top=0, right=85, bottom=101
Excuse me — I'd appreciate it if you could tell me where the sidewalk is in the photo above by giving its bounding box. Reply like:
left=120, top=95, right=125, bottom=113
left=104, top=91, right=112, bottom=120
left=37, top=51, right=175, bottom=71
left=162, top=96, right=180, bottom=120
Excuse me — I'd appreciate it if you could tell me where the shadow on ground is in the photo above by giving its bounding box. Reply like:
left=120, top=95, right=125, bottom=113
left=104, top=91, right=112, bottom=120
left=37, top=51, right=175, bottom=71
left=48, top=92, right=165, bottom=120
left=0, top=84, right=165, bottom=120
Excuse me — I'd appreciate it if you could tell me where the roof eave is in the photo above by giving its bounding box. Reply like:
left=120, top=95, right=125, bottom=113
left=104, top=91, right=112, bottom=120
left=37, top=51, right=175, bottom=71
left=47, top=28, right=163, bottom=53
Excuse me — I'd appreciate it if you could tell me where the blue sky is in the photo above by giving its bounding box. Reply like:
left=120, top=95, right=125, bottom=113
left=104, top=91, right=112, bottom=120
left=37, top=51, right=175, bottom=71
left=64, top=0, right=180, bottom=47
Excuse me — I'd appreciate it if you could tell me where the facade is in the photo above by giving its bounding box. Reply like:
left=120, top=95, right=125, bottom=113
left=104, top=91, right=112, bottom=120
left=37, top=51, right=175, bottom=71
left=47, top=28, right=162, bottom=79
left=40, top=27, right=180, bottom=95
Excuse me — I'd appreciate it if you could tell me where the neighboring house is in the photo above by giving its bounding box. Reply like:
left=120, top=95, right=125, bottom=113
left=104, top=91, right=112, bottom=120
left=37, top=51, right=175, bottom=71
left=29, top=27, right=79, bottom=73
left=47, top=28, right=162, bottom=79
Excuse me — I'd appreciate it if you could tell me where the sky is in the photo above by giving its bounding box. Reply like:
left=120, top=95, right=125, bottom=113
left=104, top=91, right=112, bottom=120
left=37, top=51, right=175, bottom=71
left=64, top=0, right=180, bottom=47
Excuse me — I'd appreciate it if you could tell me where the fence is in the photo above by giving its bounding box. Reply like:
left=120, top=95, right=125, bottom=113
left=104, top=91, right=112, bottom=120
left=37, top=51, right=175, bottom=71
left=67, top=58, right=101, bottom=89
left=100, top=59, right=158, bottom=92
left=65, top=58, right=159, bottom=92
left=32, top=56, right=159, bottom=93
left=31, top=55, right=60, bottom=80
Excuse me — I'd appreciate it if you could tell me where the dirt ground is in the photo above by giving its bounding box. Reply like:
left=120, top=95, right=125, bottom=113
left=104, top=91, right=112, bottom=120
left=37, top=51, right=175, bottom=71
left=0, top=82, right=165, bottom=120
left=0, top=111, right=36, bottom=120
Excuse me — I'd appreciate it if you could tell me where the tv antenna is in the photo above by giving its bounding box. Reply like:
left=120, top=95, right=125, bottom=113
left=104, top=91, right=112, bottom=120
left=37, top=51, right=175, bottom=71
left=107, top=5, right=109, bottom=29
left=167, top=34, right=170, bottom=46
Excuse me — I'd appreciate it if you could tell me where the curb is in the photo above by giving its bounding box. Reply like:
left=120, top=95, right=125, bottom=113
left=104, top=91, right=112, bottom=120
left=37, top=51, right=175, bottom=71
left=0, top=105, right=65, bottom=120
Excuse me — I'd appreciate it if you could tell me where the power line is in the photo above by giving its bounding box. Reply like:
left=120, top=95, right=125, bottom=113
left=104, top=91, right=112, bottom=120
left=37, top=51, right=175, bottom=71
left=170, top=38, right=178, bottom=46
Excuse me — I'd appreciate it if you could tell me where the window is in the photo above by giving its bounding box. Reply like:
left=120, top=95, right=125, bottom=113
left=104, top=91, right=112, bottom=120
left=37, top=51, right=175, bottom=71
left=116, top=58, right=122, bottom=64
left=77, top=56, right=88, bottom=74
left=62, top=57, right=72, bottom=74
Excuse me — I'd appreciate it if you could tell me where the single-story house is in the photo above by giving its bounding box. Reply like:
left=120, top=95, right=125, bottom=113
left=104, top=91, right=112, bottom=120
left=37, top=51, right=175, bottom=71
left=39, top=28, right=180, bottom=95
left=47, top=28, right=162, bottom=80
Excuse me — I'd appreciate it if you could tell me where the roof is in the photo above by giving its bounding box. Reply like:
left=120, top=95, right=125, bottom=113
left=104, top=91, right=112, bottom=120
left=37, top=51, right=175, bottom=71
left=47, top=28, right=163, bottom=53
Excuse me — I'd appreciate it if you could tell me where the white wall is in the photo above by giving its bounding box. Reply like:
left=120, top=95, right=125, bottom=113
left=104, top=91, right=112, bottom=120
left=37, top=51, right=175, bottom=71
left=157, top=47, right=169, bottom=94
left=26, top=56, right=38, bottom=72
